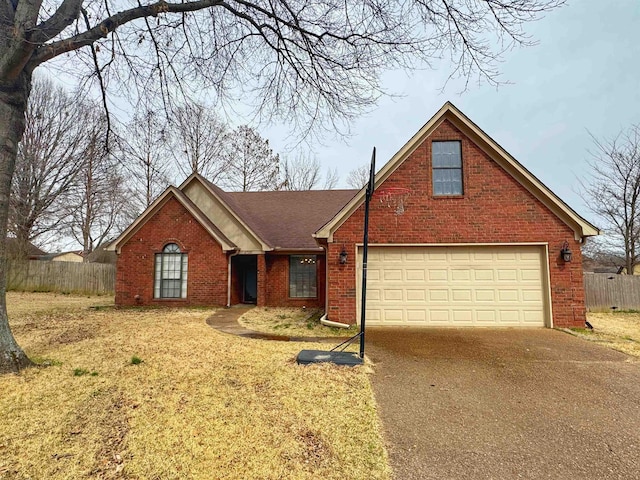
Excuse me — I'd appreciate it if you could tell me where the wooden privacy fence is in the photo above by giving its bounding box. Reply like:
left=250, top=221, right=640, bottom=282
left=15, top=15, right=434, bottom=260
left=584, top=273, right=640, bottom=311
left=7, top=260, right=115, bottom=295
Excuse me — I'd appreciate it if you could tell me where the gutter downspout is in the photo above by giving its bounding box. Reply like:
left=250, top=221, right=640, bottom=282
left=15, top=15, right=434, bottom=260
left=319, top=242, right=350, bottom=329
left=227, top=250, right=239, bottom=307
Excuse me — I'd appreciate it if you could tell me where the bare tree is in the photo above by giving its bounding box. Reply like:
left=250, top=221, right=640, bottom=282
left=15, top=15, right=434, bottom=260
left=9, top=77, right=86, bottom=258
left=0, top=0, right=564, bottom=372
left=279, top=154, right=321, bottom=190
left=222, top=126, right=280, bottom=191
left=582, top=126, right=640, bottom=275
left=66, top=112, right=132, bottom=257
left=323, top=167, right=340, bottom=190
left=171, top=101, right=228, bottom=181
left=121, top=109, right=173, bottom=212
left=279, top=155, right=341, bottom=190
left=347, top=164, right=371, bottom=189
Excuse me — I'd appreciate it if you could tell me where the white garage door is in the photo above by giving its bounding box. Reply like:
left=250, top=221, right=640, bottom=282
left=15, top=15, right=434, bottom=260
left=358, top=245, right=549, bottom=327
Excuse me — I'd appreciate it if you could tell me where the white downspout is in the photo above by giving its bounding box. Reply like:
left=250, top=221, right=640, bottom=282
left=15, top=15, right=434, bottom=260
left=227, top=250, right=239, bottom=307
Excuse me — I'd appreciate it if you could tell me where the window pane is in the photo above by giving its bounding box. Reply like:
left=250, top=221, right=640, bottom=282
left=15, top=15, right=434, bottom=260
left=181, top=256, right=188, bottom=299
left=433, top=141, right=461, bottom=168
left=154, top=255, right=161, bottom=298
left=289, top=255, right=317, bottom=298
left=433, top=169, right=463, bottom=195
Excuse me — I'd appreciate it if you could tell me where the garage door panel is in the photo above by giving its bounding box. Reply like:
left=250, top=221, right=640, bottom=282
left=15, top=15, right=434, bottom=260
left=474, top=269, right=495, bottom=281
left=451, top=270, right=471, bottom=281
left=383, top=289, right=403, bottom=301
left=406, top=289, right=426, bottom=301
left=430, top=310, right=450, bottom=323
left=429, top=289, right=448, bottom=301
left=521, top=269, right=541, bottom=281
left=452, top=289, right=472, bottom=301
left=383, top=269, right=402, bottom=281
left=406, top=269, right=425, bottom=281
left=429, top=269, right=448, bottom=281
left=359, top=245, right=548, bottom=327
left=407, top=310, right=427, bottom=322
left=522, top=290, right=542, bottom=302
left=453, top=310, right=473, bottom=322
left=497, top=269, right=517, bottom=281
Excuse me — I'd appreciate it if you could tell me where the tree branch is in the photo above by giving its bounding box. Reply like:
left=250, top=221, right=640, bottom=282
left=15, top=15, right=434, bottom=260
left=30, top=0, right=225, bottom=66
left=31, top=0, right=84, bottom=43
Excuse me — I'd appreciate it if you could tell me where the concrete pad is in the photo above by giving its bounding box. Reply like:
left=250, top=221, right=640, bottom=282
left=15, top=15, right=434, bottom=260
left=366, top=328, right=640, bottom=480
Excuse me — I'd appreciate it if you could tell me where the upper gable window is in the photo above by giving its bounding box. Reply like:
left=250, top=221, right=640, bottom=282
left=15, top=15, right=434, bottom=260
left=432, top=141, right=463, bottom=196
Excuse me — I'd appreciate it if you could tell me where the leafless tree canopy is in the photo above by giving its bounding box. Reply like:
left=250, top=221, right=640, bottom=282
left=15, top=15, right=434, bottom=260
left=347, top=164, right=370, bottom=189
left=9, top=77, right=87, bottom=255
left=222, top=125, right=280, bottom=191
left=170, top=102, right=228, bottom=180
left=278, top=154, right=321, bottom=190
left=582, top=125, right=640, bottom=275
left=120, top=109, right=174, bottom=211
left=65, top=110, right=133, bottom=256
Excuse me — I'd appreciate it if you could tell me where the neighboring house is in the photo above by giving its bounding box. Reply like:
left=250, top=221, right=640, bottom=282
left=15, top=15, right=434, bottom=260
left=86, top=243, right=117, bottom=264
left=109, top=103, right=599, bottom=328
left=5, top=238, right=46, bottom=259
left=38, top=251, right=84, bottom=263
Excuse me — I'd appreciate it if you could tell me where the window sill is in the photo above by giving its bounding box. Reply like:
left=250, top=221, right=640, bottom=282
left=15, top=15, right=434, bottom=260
left=153, top=297, right=188, bottom=301
left=289, top=297, right=318, bottom=300
left=432, top=195, right=465, bottom=199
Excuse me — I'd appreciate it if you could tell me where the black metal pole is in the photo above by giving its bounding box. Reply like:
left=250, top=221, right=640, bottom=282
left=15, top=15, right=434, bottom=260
left=359, top=148, right=376, bottom=359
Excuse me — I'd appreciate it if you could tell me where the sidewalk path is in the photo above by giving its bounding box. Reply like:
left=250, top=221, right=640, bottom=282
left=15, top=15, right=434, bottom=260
left=206, top=306, right=351, bottom=344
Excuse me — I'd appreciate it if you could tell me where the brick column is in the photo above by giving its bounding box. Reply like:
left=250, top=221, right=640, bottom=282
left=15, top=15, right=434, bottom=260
left=256, top=253, right=267, bottom=307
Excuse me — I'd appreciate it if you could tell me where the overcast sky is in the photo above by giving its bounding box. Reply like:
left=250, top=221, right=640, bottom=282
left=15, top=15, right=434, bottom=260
left=262, top=0, right=640, bottom=226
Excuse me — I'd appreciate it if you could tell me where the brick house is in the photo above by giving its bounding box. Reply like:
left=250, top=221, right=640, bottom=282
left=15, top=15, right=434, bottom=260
left=109, top=102, right=599, bottom=328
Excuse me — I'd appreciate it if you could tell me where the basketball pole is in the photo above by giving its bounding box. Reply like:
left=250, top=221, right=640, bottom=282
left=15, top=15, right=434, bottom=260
left=359, top=147, right=376, bottom=359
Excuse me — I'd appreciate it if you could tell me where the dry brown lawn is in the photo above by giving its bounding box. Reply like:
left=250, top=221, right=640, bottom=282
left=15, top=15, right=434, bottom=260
left=572, top=312, right=640, bottom=357
left=238, top=307, right=360, bottom=338
left=0, top=293, right=389, bottom=479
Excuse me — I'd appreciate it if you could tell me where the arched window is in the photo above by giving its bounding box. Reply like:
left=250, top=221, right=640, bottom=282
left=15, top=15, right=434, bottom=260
left=154, top=243, right=188, bottom=298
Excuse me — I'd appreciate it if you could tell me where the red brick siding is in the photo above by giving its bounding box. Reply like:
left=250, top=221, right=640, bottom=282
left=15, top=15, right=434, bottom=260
left=328, top=119, right=586, bottom=328
left=264, top=254, right=325, bottom=308
left=116, top=197, right=228, bottom=306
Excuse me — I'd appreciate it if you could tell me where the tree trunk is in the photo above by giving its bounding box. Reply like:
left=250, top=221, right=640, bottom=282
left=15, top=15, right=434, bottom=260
left=0, top=71, right=33, bottom=373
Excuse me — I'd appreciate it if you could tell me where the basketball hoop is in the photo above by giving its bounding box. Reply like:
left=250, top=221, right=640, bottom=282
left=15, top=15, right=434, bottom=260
left=374, top=187, right=411, bottom=216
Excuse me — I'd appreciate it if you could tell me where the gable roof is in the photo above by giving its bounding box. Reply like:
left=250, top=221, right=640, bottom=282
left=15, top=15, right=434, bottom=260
left=108, top=186, right=236, bottom=253
left=315, top=102, right=600, bottom=241
left=182, top=174, right=357, bottom=251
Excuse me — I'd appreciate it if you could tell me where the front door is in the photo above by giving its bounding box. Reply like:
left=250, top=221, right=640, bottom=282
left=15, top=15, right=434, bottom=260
left=231, top=255, right=258, bottom=305
left=243, top=262, right=257, bottom=303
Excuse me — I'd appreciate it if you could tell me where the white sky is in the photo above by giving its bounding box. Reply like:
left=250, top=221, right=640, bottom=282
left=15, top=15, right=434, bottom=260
left=261, top=0, right=640, bottom=226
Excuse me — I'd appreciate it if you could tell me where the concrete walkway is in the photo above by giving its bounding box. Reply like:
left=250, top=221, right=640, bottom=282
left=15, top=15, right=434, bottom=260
left=206, top=306, right=351, bottom=343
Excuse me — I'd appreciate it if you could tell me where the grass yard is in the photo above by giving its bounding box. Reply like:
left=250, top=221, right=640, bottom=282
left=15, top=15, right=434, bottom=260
left=0, top=293, right=389, bottom=480
left=572, top=312, right=640, bottom=358
left=238, top=307, right=360, bottom=338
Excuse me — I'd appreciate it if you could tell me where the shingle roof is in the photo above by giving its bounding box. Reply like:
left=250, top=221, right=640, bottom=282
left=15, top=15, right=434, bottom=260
left=6, top=238, right=46, bottom=257
left=224, top=189, right=358, bottom=250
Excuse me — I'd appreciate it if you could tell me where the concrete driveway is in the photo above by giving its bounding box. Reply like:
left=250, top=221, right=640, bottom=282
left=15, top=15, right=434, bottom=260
left=366, top=328, right=640, bottom=479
